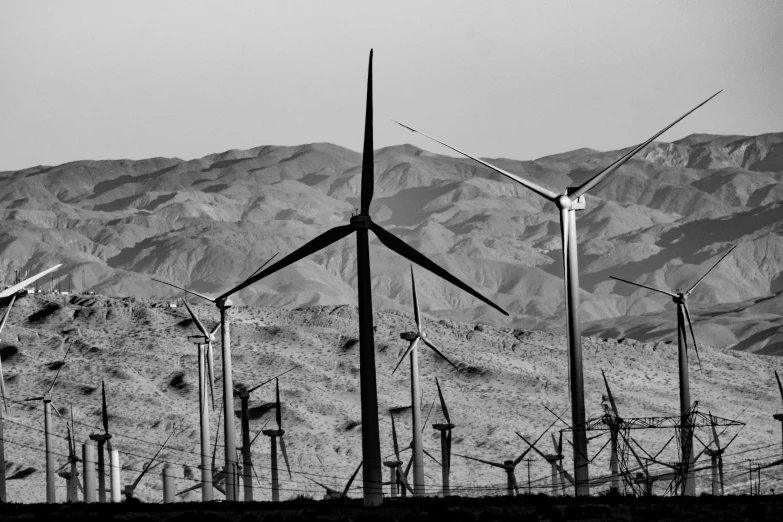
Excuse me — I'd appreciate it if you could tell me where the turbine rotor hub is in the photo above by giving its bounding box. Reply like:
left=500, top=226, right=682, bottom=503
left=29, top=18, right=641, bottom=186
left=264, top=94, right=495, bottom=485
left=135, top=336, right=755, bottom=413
left=350, top=215, right=372, bottom=228
left=673, top=293, right=686, bottom=304
left=557, top=194, right=573, bottom=210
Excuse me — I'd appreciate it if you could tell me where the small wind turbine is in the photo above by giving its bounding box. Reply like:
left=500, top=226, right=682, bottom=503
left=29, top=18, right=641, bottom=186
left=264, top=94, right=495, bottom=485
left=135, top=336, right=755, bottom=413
left=518, top=431, right=575, bottom=496
left=153, top=252, right=277, bottom=501
left=235, top=366, right=295, bottom=501
left=432, top=378, right=455, bottom=497
left=181, top=298, right=220, bottom=501
left=215, top=51, right=507, bottom=507
left=25, top=344, right=71, bottom=503
left=601, top=369, right=625, bottom=494
left=392, top=266, right=460, bottom=496
left=88, top=381, right=114, bottom=502
left=611, top=244, right=736, bottom=495
left=123, top=428, right=176, bottom=500
left=456, top=417, right=557, bottom=497
left=697, top=413, right=741, bottom=496
left=774, top=371, right=783, bottom=457
left=383, top=413, right=413, bottom=498
left=306, top=461, right=363, bottom=500
left=57, top=408, right=83, bottom=502
left=262, top=378, right=292, bottom=502
left=396, top=92, right=720, bottom=494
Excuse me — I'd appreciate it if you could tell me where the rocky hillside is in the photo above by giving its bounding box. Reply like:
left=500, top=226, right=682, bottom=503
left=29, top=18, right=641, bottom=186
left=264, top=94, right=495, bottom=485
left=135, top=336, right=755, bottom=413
left=1, top=134, right=782, bottom=351
left=1, top=295, right=782, bottom=503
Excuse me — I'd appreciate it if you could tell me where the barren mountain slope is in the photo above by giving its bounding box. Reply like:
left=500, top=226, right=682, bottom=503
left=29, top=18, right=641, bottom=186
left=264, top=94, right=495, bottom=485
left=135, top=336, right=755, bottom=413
left=1, top=134, right=782, bottom=352
left=1, top=296, right=782, bottom=503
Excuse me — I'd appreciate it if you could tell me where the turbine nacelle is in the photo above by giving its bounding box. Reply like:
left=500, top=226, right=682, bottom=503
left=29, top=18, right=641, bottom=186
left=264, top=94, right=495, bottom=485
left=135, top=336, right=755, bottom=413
left=672, top=293, right=687, bottom=305
left=400, top=331, right=418, bottom=342
left=432, top=422, right=455, bottom=431
left=263, top=429, right=285, bottom=437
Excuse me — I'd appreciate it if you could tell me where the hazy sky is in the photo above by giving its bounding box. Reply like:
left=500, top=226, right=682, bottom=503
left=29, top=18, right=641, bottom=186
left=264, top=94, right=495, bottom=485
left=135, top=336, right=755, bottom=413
left=2, top=1, right=782, bottom=171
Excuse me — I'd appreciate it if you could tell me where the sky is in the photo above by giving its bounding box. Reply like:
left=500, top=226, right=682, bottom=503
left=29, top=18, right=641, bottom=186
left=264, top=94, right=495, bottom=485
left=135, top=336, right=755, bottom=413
left=1, top=1, right=782, bottom=171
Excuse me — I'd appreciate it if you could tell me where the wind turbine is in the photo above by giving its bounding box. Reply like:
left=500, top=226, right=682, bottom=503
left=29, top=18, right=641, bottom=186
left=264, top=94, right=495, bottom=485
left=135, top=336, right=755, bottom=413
left=88, top=381, right=114, bottom=503
left=392, top=266, right=460, bottom=496
left=610, top=244, right=736, bottom=495
left=601, top=369, right=625, bottom=494
left=774, top=371, right=783, bottom=457
left=0, top=264, right=62, bottom=308
left=57, top=408, right=83, bottom=502
left=262, top=378, right=292, bottom=502
left=306, top=461, right=363, bottom=500
left=697, top=413, right=741, bottom=496
left=181, top=298, right=220, bottom=501
left=123, top=428, right=176, bottom=500
left=153, top=252, right=277, bottom=501
left=25, top=344, right=71, bottom=503
left=396, top=92, right=720, bottom=494
left=213, top=51, right=507, bottom=507
left=518, top=431, right=575, bottom=496
left=383, top=413, right=413, bottom=498
left=432, top=377, right=455, bottom=497
left=235, top=366, right=296, bottom=501
left=456, top=417, right=557, bottom=497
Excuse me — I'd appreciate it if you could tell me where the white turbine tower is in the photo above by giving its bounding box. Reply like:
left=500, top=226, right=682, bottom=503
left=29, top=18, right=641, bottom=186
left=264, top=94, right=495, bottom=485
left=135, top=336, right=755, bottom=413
left=610, top=244, right=736, bottom=495
left=396, top=91, right=720, bottom=494
left=393, top=266, right=461, bottom=496
left=153, top=252, right=277, bottom=501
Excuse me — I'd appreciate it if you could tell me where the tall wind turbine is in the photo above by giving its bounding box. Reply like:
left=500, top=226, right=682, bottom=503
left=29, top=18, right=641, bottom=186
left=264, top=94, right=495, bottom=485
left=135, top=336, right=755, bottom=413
left=392, top=266, right=460, bottom=496
left=262, top=378, right=291, bottom=502
left=610, top=244, right=736, bottom=495
left=432, top=377, right=455, bottom=497
left=153, top=253, right=277, bottom=501
left=214, top=50, right=507, bottom=507
left=396, top=92, right=720, bottom=494
left=25, top=344, right=71, bottom=503
left=235, top=366, right=295, bottom=501
left=88, top=381, right=114, bottom=503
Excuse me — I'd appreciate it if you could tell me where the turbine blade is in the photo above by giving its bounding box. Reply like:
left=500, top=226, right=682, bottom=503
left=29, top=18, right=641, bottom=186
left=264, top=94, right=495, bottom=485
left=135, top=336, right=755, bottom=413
left=249, top=252, right=279, bottom=279
left=455, top=453, right=506, bottom=469
left=134, top=428, right=177, bottom=488
left=48, top=343, right=72, bottom=395
left=653, top=436, right=675, bottom=460
left=543, top=405, right=572, bottom=429
left=392, top=340, right=416, bottom=375
left=571, top=91, right=722, bottom=198
left=209, top=321, right=222, bottom=337
left=683, top=304, right=702, bottom=369
left=410, top=265, right=422, bottom=333
left=421, top=337, right=460, bottom=372
left=247, top=366, right=297, bottom=394
left=181, top=299, right=208, bottom=337
left=0, top=264, right=62, bottom=299
left=609, top=276, right=676, bottom=297
left=24, top=396, right=44, bottom=401
left=0, top=357, right=7, bottom=413
left=217, top=224, right=355, bottom=300
left=275, top=378, right=282, bottom=430
left=776, top=371, right=783, bottom=404
left=391, top=414, right=400, bottom=460
left=370, top=222, right=508, bottom=316
left=423, top=449, right=441, bottom=467
left=404, top=455, right=413, bottom=478
left=101, top=381, right=109, bottom=435
left=435, top=377, right=451, bottom=424
left=343, top=461, right=362, bottom=496
left=627, top=439, right=647, bottom=471
left=306, top=475, right=331, bottom=492
left=212, top=402, right=223, bottom=471
left=0, top=295, right=17, bottom=336
left=421, top=400, right=435, bottom=434
left=393, top=121, right=559, bottom=201
left=557, top=461, right=576, bottom=485
left=685, top=245, right=737, bottom=296
left=515, top=433, right=548, bottom=461
left=360, top=50, right=374, bottom=215
left=279, top=436, right=292, bottom=479
left=601, top=369, right=621, bottom=417
left=151, top=278, right=215, bottom=303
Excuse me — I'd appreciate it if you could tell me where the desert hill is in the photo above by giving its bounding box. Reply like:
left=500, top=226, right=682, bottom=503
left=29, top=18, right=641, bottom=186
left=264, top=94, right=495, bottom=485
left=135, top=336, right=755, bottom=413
left=1, top=295, right=782, bottom=503
left=1, top=133, right=783, bottom=351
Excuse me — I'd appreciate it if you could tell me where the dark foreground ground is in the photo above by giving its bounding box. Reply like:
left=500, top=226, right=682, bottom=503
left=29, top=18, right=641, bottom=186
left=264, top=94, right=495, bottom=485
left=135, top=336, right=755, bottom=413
left=1, top=495, right=782, bottom=522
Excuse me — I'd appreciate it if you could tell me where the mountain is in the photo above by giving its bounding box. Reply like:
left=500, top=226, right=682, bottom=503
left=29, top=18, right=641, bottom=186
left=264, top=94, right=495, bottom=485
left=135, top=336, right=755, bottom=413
left=1, top=134, right=783, bottom=352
